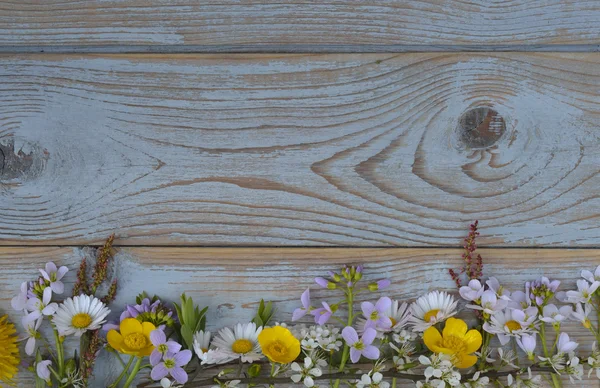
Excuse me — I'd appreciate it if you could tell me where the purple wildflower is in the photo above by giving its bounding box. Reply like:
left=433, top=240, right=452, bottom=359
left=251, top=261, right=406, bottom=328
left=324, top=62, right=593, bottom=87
left=150, top=329, right=183, bottom=366
left=292, top=289, right=311, bottom=321
left=315, top=277, right=329, bottom=288
left=368, top=279, right=391, bottom=291
left=342, top=327, right=379, bottom=363
left=39, top=262, right=69, bottom=294
left=361, top=297, right=392, bottom=330
left=151, top=349, right=193, bottom=384
left=311, top=302, right=333, bottom=325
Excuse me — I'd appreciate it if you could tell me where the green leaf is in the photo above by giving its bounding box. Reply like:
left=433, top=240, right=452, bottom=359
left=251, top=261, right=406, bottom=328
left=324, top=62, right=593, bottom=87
left=247, top=364, right=261, bottom=378
left=181, top=324, right=194, bottom=349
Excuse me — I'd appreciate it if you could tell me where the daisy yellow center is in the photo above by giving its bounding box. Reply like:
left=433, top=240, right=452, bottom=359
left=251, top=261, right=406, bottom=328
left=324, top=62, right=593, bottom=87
left=390, top=317, right=397, bottom=326
left=442, top=335, right=467, bottom=353
left=424, top=309, right=440, bottom=322
left=505, top=320, right=521, bottom=332
left=232, top=339, right=253, bottom=354
left=71, top=313, right=92, bottom=329
left=124, top=332, right=148, bottom=350
left=201, top=347, right=208, bottom=352
left=266, top=340, right=288, bottom=358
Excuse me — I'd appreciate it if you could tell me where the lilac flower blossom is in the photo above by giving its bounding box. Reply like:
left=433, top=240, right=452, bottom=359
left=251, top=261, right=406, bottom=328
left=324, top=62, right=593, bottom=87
left=36, top=360, right=52, bottom=382
left=516, top=334, right=536, bottom=360
left=314, top=278, right=329, bottom=288
left=361, top=297, right=392, bottom=330
left=11, top=282, right=29, bottom=311
left=292, top=289, right=311, bottom=321
left=467, top=290, right=507, bottom=315
left=557, top=332, right=578, bottom=354
left=459, top=279, right=484, bottom=302
left=150, top=329, right=183, bottom=366
left=151, top=349, right=193, bottom=384
left=342, top=327, right=379, bottom=363
left=581, top=266, right=600, bottom=284
left=487, top=277, right=511, bottom=299
left=39, top=262, right=69, bottom=294
left=368, top=279, right=391, bottom=292
left=311, top=302, right=333, bottom=325
left=23, top=316, right=43, bottom=355
left=25, top=287, right=57, bottom=322
left=565, top=280, right=600, bottom=304
left=540, top=304, right=572, bottom=325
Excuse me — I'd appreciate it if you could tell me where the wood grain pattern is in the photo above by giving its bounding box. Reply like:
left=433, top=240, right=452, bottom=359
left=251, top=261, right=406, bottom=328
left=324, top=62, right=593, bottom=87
left=1, top=1, right=600, bottom=49
left=1, top=247, right=599, bottom=387
left=1, top=53, right=599, bottom=246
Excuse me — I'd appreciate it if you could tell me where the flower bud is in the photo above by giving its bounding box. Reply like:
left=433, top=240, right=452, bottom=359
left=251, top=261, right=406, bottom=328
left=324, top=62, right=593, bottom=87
left=248, top=364, right=261, bottom=378
left=315, top=277, right=329, bottom=288
left=327, top=282, right=337, bottom=290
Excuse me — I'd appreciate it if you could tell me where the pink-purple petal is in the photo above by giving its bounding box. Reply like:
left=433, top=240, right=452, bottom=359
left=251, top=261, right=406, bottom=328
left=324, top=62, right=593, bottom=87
left=170, top=366, right=188, bottom=384
left=57, top=266, right=69, bottom=279
left=301, top=288, right=310, bottom=309
left=342, top=326, right=358, bottom=345
left=39, top=269, right=50, bottom=281
left=50, top=281, right=64, bottom=294
left=151, top=363, right=169, bottom=380
left=361, top=328, right=377, bottom=345
left=292, top=308, right=307, bottom=321
left=174, top=350, right=192, bottom=366
left=375, top=297, right=392, bottom=311
left=349, top=348, right=361, bottom=363
left=150, top=329, right=166, bottom=346
left=166, top=341, right=182, bottom=354
left=150, top=350, right=162, bottom=366
left=361, top=345, right=380, bottom=360
left=361, top=302, right=375, bottom=317
left=45, top=262, right=58, bottom=275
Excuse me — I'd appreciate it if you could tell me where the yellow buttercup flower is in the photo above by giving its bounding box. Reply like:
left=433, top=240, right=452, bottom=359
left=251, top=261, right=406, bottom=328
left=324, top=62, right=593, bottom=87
left=257, top=326, right=300, bottom=364
left=107, top=318, right=156, bottom=357
left=0, top=315, right=19, bottom=385
left=423, top=317, right=482, bottom=368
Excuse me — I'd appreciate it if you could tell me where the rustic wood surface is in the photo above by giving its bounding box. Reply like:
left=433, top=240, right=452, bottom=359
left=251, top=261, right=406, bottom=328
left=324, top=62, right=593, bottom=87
left=0, top=247, right=598, bottom=386
left=1, top=53, right=599, bottom=246
left=1, top=1, right=600, bottom=50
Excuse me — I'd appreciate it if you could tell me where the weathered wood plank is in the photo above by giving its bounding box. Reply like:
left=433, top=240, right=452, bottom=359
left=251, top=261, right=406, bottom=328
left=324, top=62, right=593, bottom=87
left=1, top=1, right=600, bottom=49
left=1, top=247, right=599, bottom=387
left=1, top=53, right=599, bottom=246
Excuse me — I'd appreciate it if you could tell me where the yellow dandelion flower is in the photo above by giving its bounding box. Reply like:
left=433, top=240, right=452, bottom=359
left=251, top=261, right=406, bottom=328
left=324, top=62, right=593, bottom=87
left=423, top=317, right=482, bottom=368
left=107, top=318, right=156, bottom=357
left=0, top=315, right=20, bottom=385
left=257, top=326, right=300, bottom=364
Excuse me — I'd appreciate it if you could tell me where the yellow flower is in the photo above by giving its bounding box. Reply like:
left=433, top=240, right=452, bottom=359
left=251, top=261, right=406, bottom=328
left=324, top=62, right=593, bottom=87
left=0, top=315, right=19, bottom=385
left=423, top=317, right=482, bottom=368
left=257, top=326, right=300, bottom=364
left=107, top=318, right=156, bottom=357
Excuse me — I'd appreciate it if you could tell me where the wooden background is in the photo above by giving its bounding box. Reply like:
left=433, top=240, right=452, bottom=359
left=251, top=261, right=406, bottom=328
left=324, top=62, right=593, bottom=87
left=1, top=1, right=599, bottom=386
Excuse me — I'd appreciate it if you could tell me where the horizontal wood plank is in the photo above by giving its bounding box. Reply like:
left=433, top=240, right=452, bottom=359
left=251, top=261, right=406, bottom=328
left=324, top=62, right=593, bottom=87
left=1, top=247, right=599, bottom=386
left=1, top=1, right=600, bottom=49
left=1, top=53, right=599, bottom=246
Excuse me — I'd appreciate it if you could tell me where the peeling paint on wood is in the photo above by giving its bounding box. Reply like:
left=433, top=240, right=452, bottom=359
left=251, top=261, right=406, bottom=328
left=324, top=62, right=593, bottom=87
left=1, top=1, right=600, bottom=48
left=0, top=53, right=599, bottom=246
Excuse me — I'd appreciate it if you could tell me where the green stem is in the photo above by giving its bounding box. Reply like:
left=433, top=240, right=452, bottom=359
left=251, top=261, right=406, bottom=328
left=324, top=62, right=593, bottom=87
left=53, top=329, right=65, bottom=378
left=539, top=324, right=562, bottom=388
left=122, top=357, right=143, bottom=388
left=109, top=355, right=135, bottom=388
left=333, top=287, right=354, bottom=388
left=392, top=377, right=397, bottom=388
left=511, top=338, right=520, bottom=367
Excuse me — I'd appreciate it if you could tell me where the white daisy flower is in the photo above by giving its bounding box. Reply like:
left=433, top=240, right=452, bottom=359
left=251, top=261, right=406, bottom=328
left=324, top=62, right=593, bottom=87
left=211, top=322, right=263, bottom=363
left=482, top=309, right=536, bottom=345
left=409, top=291, right=457, bottom=332
left=53, top=295, right=110, bottom=337
left=193, top=330, right=211, bottom=356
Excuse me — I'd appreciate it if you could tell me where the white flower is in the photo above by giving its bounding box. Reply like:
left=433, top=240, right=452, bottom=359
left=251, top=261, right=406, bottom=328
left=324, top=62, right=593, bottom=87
left=36, top=360, right=52, bottom=382
left=211, top=322, right=263, bottom=363
left=298, top=325, right=342, bottom=351
left=486, top=277, right=511, bottom=299
left=410, top=291, right=457, bottom=332
left=467, top=290, right=507, bottom=315
left=39, top=261, right=69, bottom=294
left=556, top=332, right=578, bottom=354
left=461, top=371, right=490, bottom=388
left=482, top=308, right=536, bottom=345
left=291, top=357, right=325, bottom=388
left=506, top=367, right=541, bottom=387
left=25, top=287, right=57, bottom=322
left=581, top=265, right=600, bottom=284
left=356, top=372, right=390, bottom=388
left=22, top=316, right=42, bottom=355
left=516, top=333, right=536, bottom=360
left=566, top=356, right=583, bottom=383
left=587, top=342, right=600, bottom=379
left=192, top=330, right=211, bottom=357
left=53, top=295, right=110, bottom=337
left=459, top=279, right=484, bottom=302
left=11, top=282, right=29, bottom=312
left=393, top=329, right=417, bottom=344
left=497, top=348, right=518, bottom=369
left=385, top=300, right=411, bottom=333
left=540, top=304, right=572, bottom=326
left=570, top=302, right=593, bottom=328
left=565, top=279, right=600, bottom=304
left=419, top=354, right=454, bottom=382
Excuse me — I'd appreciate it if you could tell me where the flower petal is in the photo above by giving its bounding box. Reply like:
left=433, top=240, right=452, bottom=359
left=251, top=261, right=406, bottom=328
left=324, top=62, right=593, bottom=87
left=361, top=328, right=377, bottom=345
left=142, top=321, right=157, bottom=337
left=301, top=289, right=310, bottom=309
left=170, top=366, right=188, bottom=384
left=349, top=347, right=361, bottom=363
left=150, top=329, right=166, bottom=346
left=150, top=350, right=162, bottom=366
left=463, top=329, right=483, bottom=354
left=361, top=345, right=380, bottom=360
left=455, top=354, right=478, bottom=369
left=174, top=349, right=193, bottom=367
left=50, top=281, right=64, bottom=295
left=107, top=330, right=124, bottom=351
left=342, top=326, right=358, bottom=345
left=423, top=327, right=443, bottom=353
left=57, top=266, right=69, bottom=279
left=120, top=318, right=143, bottom=338
left=166, top=340, right=182, bottom=354
left=151, top=363, right=169, bottom=381
left=442, top=317, right=468, bottom=338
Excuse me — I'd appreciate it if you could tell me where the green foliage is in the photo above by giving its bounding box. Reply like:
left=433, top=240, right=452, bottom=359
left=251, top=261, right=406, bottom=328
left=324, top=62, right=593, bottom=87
left=251, top=299, right=275, bottom=327
left=173, top=293, right=208, bottom=349
left=247, top=363, right=262, bottom=378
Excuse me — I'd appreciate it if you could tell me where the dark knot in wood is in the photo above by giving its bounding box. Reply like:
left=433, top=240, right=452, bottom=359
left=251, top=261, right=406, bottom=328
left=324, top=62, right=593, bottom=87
left=0, top=137, right=46, bottom=181
left=458, top=107, right=506, bottom=149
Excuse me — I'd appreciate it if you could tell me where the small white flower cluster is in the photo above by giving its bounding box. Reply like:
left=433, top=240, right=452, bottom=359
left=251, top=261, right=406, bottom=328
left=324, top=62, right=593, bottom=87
left=293, top=324, right=343, bottom=352
left=356, top=371, right=390, bottom=388
left=290, top=357, right=327, bottom=388
left=418, top=354, right=461, bottom=387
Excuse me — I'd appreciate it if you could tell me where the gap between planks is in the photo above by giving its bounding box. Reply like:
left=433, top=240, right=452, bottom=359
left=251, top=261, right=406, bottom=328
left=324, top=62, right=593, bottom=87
left=1, top=44, right=600, bottom=54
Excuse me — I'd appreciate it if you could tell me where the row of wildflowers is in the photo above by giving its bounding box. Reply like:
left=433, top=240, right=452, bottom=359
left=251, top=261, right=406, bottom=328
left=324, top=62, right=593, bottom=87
left=1, top=223, right=600, bottom=388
